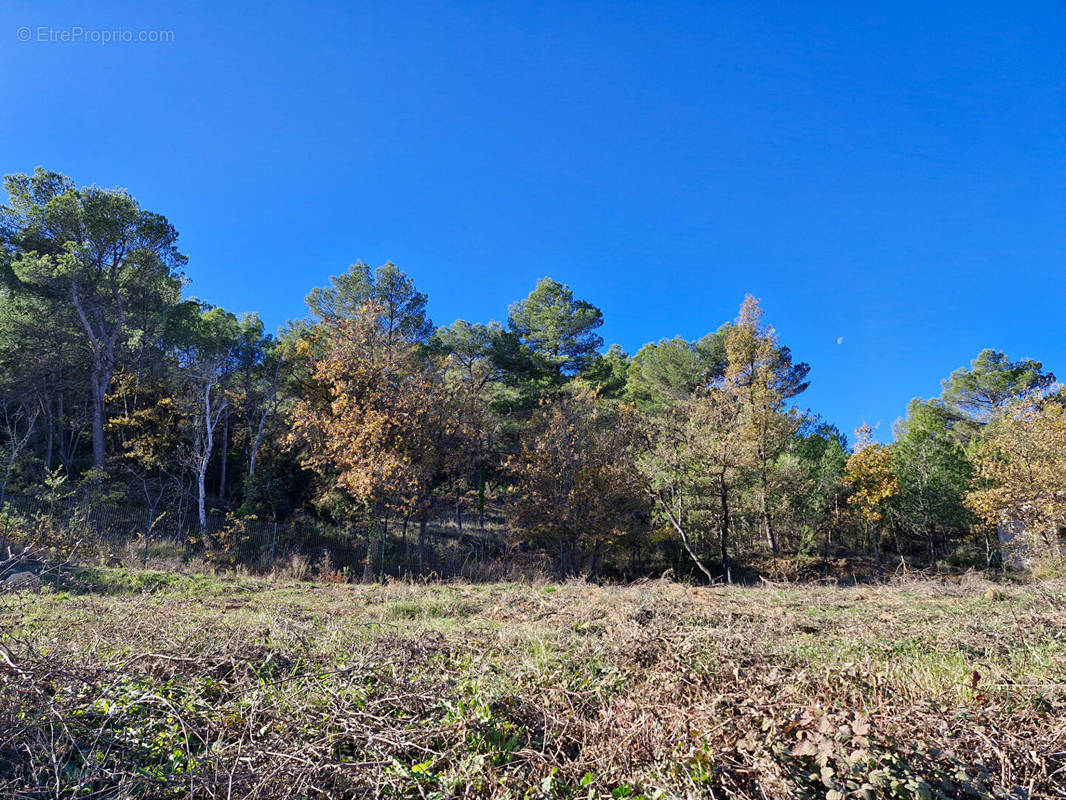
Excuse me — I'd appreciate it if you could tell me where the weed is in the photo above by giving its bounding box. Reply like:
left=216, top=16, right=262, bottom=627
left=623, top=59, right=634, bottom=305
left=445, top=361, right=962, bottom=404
left=0, top=573, right=1062, bottom=798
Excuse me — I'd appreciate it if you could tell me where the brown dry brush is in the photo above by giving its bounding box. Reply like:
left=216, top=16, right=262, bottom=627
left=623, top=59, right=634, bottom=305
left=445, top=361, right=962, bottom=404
left=0, top=581, right=1064, bottom=799
left=595, top=618, right=1064, bottom=798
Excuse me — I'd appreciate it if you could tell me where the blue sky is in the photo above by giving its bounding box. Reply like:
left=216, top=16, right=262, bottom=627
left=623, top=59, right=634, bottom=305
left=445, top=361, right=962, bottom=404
left=2, top=1, right=1064, bottom=440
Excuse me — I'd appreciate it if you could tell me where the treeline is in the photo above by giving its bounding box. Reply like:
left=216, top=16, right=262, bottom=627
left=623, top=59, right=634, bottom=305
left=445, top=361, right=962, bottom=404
left=0, top=168, right=1062, bottom=580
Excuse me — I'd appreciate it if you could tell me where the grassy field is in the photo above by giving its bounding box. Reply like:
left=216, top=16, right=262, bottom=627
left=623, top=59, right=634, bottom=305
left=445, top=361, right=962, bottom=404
left=1, top=571, right=1064, bottom=799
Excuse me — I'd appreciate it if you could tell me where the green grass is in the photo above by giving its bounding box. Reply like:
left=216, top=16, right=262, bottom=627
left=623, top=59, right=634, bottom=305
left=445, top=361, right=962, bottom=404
left=1, top=571, right=1064, bottom=798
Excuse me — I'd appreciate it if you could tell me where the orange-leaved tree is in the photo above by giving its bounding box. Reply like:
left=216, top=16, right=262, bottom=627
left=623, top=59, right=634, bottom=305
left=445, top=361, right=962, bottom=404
left=289, top=300, right=457, bottom=572
left=505, top=389, right=647, bottom=578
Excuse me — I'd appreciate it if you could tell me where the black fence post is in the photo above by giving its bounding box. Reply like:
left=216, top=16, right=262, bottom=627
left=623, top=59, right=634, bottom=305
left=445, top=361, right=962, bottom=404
left=143, top=523, right=150, bottom=569
left=270, top=521, right=278, bottom=574
left=379, top=523, right=386, bottom=583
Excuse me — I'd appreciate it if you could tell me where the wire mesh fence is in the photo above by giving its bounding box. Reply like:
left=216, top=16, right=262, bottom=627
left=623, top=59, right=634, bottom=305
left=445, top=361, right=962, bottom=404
left=0, top=493, right=509, bottom=581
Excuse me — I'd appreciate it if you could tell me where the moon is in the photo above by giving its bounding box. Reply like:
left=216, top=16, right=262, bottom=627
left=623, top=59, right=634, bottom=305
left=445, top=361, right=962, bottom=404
left=836, top=337, right=844, bottom=345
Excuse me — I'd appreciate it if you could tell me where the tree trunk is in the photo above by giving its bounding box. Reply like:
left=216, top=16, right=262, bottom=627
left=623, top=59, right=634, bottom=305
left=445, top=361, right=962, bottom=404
left=248, top=418, right=260, bottom=477
left=56, top=394, right=70, bottom=469
left=197, top=381, right=222, bottom=533
left=762, top=485, right=778, bottom=557
left=589, top=539, right=603, bottom=581
left=763, top=501, right=780, bottom=558
left=71, top=283, right=117, bottom=474
left=363, top=499, right=379, bottom=581
left=764, top=513, right=778, bottom=557
left=197, top=461, right=208, bottom=532
left=363, top=524, right=373, bottom=581
left=89, top=368, right=111, bottom=472
left=248, top=359, right=281, bottom=478
left=655, top=485, right=714, bottom=583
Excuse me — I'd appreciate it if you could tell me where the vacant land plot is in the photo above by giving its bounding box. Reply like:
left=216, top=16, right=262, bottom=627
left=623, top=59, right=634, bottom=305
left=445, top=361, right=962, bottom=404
left=1, top=572, right=1064, bottom=798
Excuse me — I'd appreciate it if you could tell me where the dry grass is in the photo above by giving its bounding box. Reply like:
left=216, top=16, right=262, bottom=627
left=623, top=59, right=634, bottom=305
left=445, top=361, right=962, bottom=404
left=1, top=571, right=1064, bottom=798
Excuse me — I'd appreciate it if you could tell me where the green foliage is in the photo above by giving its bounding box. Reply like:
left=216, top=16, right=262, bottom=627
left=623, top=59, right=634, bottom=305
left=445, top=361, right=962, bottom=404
left=889, top=400, right=973, bottom=550
left=578, top=343, right=630, bottom=399
left=1, top=168, right=188, bottom=471
left=783, top=709, right=935, bottom=800
left=507, top=277, right=604, bottom=379
left=2, top=578, right=1059, bottom=798
left=1, top=166, right=1061, bottom=580
left=305, top=259, right=374, bottom=321
left=306, top=260, right=434, bottom=345
left=940, top=349, right=1055, bottom=440
left=625, top=332, right=726, bottom=412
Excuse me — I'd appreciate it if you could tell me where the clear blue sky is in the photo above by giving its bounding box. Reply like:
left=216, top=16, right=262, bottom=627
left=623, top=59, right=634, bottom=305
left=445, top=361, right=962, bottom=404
left=3, top=1, right=1064, bottom=440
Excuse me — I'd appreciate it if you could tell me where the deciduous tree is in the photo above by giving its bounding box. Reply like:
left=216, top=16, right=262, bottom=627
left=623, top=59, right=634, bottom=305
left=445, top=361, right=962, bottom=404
left=176, top=307, right=241, bottom=531
left=289, top=302, right=454, bottom=569
left=506, top=390, right=646, bottom=578
left=967, top=390, right=1066, bottom=563
left=845, top=424, right=899, bottom=573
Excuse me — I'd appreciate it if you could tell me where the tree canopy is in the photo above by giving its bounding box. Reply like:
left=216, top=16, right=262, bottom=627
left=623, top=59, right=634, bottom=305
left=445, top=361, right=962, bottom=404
left=1, top=167, right=1062, bottom=580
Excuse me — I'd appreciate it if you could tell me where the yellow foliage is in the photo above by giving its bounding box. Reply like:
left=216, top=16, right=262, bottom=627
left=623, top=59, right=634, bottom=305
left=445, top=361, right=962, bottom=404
left=967, top=390, right=1066, bottom=556
left=288, top=302, right=458, bottom=513
left=844, top=424, right=898, bottom=522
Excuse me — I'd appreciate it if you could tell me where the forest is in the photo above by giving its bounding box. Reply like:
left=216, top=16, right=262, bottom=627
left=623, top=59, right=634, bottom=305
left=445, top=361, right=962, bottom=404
left=1, top=167, right=1063, bottom=582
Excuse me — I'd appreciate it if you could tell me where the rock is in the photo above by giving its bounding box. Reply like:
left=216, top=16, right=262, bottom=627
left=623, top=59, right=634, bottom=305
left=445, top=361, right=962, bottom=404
left=2, top=571, right=43, bottom=592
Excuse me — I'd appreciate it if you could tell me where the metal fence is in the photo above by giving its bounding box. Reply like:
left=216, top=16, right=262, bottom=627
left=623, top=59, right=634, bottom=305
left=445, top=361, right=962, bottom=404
left=0, top=494, right=508, bottom=580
